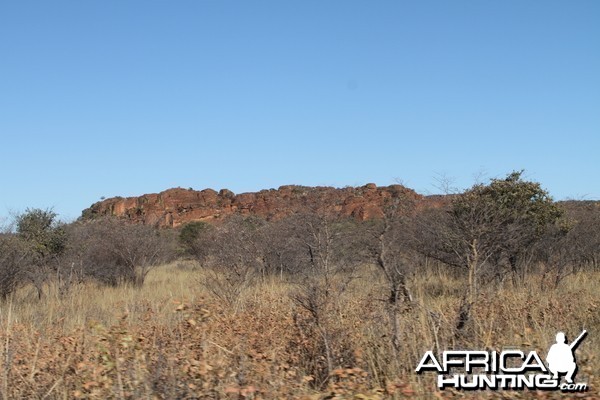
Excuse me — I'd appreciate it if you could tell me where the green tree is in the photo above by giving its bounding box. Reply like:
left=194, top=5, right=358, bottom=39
left=16, top=208, right=66, bottom=258
left=416, top=171, right=564, bottom=336
left=452, top=170, right=563, bottom=284
left=179, top=221, right=211, bottom=255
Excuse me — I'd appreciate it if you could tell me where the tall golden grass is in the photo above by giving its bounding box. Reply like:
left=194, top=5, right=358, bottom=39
left=0, top=261, right=598, bottom=399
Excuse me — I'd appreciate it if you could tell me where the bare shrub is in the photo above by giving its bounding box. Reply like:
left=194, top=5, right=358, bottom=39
left=0, top=234, right=30, bottom=300
left=357, top=192, right=418, bottom=360
left=194, top=216, right=266, bottom=306
left=64, top=218, right=174, bottom=287
left=562, top=201, right=600, bottom=270
left=284, top=212, right=359, bottom=387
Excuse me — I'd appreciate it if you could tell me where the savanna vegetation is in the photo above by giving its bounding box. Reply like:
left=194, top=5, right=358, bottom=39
left=0, top=172, right=599, bottom=399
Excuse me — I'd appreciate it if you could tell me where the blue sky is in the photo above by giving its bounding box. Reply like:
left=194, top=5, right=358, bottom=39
left=1, top=1, right=599, bottom=221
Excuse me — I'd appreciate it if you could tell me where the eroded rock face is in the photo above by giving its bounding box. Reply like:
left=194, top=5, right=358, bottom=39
left=82, top=184, right=428, bottom=227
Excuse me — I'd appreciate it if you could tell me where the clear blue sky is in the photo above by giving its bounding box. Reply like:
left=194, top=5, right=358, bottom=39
left=1, top=1, right=599, bottom=221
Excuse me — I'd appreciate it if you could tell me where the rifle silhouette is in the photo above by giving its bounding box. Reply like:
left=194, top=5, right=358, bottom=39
left=569, top=330, right=587, bottom=350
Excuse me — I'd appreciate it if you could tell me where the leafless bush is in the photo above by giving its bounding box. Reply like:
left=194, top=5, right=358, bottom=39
left=192, top=211, right=359, bottom=383
left=532, top=203, right=600, bottom=289
left=0, top=234, right=30, bottom=300
left=562, top=201, right=600, bottom=270
left=532, top=222, right=579, bottom=289
left=261, top=217, right=309, bottom=277
left=64, top=218, right=174, bottom=287
left=263, top=213, right=365, bottom=278
left=284, top=212, right=359, bottom=387
left=352, top=194, right=419, bottom=361
left=194, top=216, right=266, bottom=305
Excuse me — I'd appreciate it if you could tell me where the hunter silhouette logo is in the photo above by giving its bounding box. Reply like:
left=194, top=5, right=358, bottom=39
left=415, top=330, right=589, bottom=392
left=546, top=330, right=587, bottom=384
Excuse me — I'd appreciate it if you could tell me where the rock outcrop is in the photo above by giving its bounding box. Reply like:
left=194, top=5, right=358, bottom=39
left=82, top=184, right=428, bottom=228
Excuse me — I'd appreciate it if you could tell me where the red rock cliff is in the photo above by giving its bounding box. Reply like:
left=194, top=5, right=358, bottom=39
left=82, top=184, right=428, bottom=228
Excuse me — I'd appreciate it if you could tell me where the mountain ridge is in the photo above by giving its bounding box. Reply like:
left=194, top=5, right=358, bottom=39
left=82, top=183, right=441, bottom=227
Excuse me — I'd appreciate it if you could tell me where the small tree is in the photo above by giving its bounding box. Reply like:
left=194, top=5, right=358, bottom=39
left=477, top=171, right=564, bottom=283
left=179, top=221, right=211, bottom=256
left=15, top=208, right=66, bottom=258
left=14, top=208, right=66, bottom=298
left=415, top=171, right=563, bottom=335
left=364, top=191, right=417, bottom=359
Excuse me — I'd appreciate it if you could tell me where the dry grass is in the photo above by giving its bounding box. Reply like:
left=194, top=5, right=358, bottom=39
left=0, top=261, right=598, bottom=399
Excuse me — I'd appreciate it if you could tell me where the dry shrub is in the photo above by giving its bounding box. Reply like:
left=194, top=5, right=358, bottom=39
left=64, top=218, right=174, bottom=287
left=0, top=265, right=598, bottom=399
left=0, top=235, right=30, bottom=300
